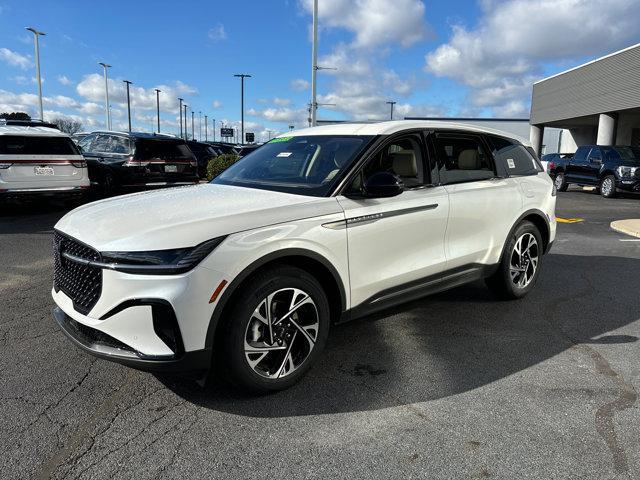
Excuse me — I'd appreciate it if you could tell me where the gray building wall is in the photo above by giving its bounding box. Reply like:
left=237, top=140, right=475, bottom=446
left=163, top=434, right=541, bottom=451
left=531, top=44, right=640, bottom=125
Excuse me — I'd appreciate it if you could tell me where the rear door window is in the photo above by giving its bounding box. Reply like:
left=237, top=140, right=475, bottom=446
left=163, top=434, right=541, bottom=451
left=487, top=135, right=540, bottom=176
left=587, top=147, right=602, bottom=163
left=432, top=134, right=495, bottom=184
left=0, top=135, right=79, bottom=155
left=135, top=139, right=193, bottom=160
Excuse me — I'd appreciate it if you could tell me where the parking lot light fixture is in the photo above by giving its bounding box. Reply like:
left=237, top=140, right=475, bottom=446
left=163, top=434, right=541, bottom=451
left=183, top=104, right=188, bottom=139
left=124, top=80, right=133, bottom=132
left=233, top=74, right=252, bottom=146
left=205, top=115, right=208, bottom=141
left=213, top=119, right=216, bottom=142
left=98, top=62, right=112, bottom=130
left=198, top=111, right=202, bottom=141
left=25, top=27, right=45, bottom=122
left=386, top=101, right=396, bottom=120
left=191, top=111, right=195, bottom=141
left=155, top=89, right=161, bottom=133
left=178, top=98, right=184, bottom=138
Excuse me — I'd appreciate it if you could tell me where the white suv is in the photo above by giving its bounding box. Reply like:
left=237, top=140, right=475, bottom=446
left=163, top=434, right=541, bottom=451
left=52, top=121, right=556, bottom=392
left=0, top=123, right=89, bottom=196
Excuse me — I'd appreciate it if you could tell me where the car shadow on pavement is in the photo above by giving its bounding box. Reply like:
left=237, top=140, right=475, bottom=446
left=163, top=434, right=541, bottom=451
left=159, top=253, right=639, bottom=417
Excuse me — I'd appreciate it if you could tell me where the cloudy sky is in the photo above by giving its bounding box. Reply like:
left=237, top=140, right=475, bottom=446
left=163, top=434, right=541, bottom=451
left=1, top=0, right=639, bottom=141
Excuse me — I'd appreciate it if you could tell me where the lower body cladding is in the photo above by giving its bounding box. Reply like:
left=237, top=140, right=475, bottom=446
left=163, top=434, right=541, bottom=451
left=51, top=264, right=226, bottom=373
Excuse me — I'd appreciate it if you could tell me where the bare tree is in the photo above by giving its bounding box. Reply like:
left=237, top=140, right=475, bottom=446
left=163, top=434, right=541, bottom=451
left=51, top=117, right=83, bottom=134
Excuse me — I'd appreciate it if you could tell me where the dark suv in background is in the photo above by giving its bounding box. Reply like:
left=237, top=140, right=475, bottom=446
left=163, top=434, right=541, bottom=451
left=548, top=145, right=640, bottom=198
left=78, top=132, right=198, bottom=194
left=186, top=140, right=218, bottom=178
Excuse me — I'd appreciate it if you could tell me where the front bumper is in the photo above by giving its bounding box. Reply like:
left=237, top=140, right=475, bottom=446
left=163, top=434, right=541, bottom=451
left=616, top=178, right=640, bottom=192
left=54, top=306, right=210, bottom=372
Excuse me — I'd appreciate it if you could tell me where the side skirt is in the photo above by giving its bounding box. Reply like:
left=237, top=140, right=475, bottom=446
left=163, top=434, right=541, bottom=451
left=340, top=263, right=498, bottom=323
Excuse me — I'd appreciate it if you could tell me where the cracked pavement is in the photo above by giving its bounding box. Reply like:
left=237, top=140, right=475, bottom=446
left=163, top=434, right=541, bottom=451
left=1, top=190, right=639, bottom=479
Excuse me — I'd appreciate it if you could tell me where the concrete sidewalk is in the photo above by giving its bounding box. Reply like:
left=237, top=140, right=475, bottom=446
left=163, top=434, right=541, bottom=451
left=611, top=219, right=640, bottom=238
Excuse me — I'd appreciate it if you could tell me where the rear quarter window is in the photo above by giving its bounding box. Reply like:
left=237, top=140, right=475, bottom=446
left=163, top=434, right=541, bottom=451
left=487, top=135, right=540, bottom=176
left=135, top=139, right=194, bottom=160
left=0, top=135, right=79, bottom=155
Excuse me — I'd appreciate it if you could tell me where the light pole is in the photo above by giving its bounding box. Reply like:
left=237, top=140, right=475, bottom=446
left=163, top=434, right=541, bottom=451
left=213, top=119, right=216, bottom=142
left=311, top=0, right=318, bottom=126
left=191, top=111, right=195, bottom=142
left=123, top=80, right=133, bottom=132
left=25, top=27, right=45, bottom=122
left=233, top=74, right=251, bottom=145
left=204, top=115, right=208, bottom=141
left=386, top=101, right=397, bottom=120
left=198, top=111, right=202, bottom=141
left=98, top=62, right=112, bottom=129
left=154, top=89, right=161, bottom=133
left=289, top=125, right=295, bottom=131
left=178, top=98, right=183, bottom=139
left=183, top=104, right=188, bottom=139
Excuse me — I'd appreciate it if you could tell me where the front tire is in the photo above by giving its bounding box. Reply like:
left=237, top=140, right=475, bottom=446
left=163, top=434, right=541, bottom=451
left=554, top=172, right=568, bottom=192
left=486, top=221, right=543, bottom=300
left=600, top=175, right=616, bottom=198
left=219, top=265, right=330, bottom=393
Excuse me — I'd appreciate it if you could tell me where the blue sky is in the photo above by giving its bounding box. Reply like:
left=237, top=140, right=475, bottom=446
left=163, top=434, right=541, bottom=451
left=1, top=0, right=639, bottom=141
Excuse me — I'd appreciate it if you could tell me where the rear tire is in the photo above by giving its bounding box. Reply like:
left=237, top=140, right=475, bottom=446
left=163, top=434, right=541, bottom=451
left=554, top=172, right=568, bottom=192
left=600, top=175, right=616, bottom=198
left=486, top=221, right=543, bottom=300
left=218, top=265, right=330, bottom=393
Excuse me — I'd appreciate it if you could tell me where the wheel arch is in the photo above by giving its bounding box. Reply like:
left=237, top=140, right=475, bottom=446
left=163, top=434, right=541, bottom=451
left=204, top=248, right=347, bottom=353
left=501, top=209, right=551, bottom=261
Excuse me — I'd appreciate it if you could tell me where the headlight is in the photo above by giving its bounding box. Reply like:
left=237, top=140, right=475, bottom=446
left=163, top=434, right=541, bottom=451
left=617, top=166, right=637, bottom=177
left=99, top=236, right=226, bottom=274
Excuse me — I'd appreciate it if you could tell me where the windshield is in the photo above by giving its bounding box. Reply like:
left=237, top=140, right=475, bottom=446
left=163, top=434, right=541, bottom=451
left=612, top=146, right=640, bottom=163
left=212, top=135, right=373, bottom=196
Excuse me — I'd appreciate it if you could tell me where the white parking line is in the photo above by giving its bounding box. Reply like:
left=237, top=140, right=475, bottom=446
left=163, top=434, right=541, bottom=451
left=619, top=239, right=640, bottom=242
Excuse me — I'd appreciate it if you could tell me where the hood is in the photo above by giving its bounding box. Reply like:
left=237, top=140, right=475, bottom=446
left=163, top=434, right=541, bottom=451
left=55, top=184, right=342, bottom=251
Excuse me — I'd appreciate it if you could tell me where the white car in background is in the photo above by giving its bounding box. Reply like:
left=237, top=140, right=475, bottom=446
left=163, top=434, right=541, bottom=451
left=52, top=121, right=556, bottom=392
left=0, top=123, right=89, bottom=196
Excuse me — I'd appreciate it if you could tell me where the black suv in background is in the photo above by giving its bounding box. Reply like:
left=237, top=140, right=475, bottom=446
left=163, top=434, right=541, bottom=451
left=548, top=145, right=640, bottom=198
left=186, top=140, right=218, bottom=178
left=78, top=132, right=198, bottom=194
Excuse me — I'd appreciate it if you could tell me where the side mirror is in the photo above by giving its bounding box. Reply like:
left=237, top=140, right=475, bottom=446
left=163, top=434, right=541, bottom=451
left=363, top=171, right=404, bottom=198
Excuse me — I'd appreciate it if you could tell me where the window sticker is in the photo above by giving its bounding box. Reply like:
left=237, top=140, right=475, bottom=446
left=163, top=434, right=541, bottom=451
left=507, top=158, right=516, bottom=169
left=270, top=136, right=293, bottom=143
left=277, top=152, right=292, bottom=157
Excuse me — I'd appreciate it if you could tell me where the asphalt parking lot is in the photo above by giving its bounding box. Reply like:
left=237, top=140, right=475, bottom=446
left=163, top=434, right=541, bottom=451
left=1, top=189, right=639, bottom=480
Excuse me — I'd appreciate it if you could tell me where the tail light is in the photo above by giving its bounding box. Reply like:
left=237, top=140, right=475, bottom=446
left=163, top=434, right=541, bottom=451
left=123, top=156, right=149, bottom=167
left=548, top=161, right=555, bottom=172
left=71, top=160, right=87, bottom=168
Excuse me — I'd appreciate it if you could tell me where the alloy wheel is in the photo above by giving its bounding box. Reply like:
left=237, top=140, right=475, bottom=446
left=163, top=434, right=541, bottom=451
left=601, top=177, right=614, bottom=196
left=509, top=233, right=539, bottom=288
left=244, top=287, right=319, bottom=379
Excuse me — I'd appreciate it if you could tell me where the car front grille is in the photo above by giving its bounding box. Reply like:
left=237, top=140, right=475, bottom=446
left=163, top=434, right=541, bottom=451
left=53, top=231, right=103, bottom=315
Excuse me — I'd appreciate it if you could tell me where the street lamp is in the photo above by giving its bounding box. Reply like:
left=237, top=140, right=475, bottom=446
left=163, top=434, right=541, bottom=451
left=204, top=115, right=208, bottom=141
left=98, top=62, right=112, bottom=129
left=233, top=74, right=251, bottom=144
left=123, top=80, right=133, bottom=132
left=386, top=101, right=397, bottom=120
left=183, top=104, right=188, bottom=139
left=178, top=97, right=183, bottom=139
left=155, top=89, right=161, bottom=133
left=213, top=119, right=216, bottom=142
left=198, top=111, right=202, bottom=141
left=25, top=27, right=45, bottom=122
left=191, top=111, right=195, bottom=142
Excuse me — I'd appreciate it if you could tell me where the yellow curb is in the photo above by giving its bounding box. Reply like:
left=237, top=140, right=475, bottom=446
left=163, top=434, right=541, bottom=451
left=611, top=219, right=640, bottom=238
left=556, top=217, right=584, bottom=224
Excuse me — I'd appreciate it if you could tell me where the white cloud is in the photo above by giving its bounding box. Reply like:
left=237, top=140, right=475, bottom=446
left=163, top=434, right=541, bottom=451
left=425, top=0, right=640, bottom=115
left=0, top=48, right=30, bottom=69
left=248, top=107, right=307, bottom=125
left=57, top=75, right=72, bottom=86
left=212, top=100, right=222, bottom=109
left=273, top=97, right=291, bottom=106
left=290, top=78, right=310, bottom=91
left=207, top=23, right=227, bottom=42
left=300, top=0, right=429, bottom=49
